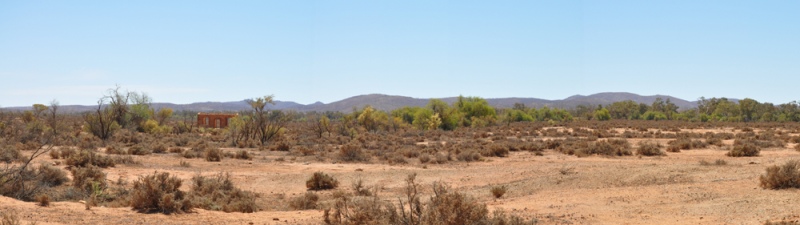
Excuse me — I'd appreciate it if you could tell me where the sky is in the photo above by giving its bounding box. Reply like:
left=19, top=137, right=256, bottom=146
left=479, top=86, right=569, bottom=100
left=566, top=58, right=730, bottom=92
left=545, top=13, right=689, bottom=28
left=1, top=1, right=798, bottom=107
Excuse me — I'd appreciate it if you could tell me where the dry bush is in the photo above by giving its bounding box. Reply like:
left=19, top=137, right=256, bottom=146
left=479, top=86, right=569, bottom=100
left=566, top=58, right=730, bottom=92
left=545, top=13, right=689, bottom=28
left=128, top=144, right=151, bottom=156
left=727, top=139, right=761, bottom=157
left=795, top=144, right=800, bottom=152
left=577, top=139, right=631, bottom=157
left=104, top=144, right=126, bottom=155
left=419, top=154, right=431, bottom=163
left=457, top=150, right=481, bottom=162
left=421, top=182, right=489, bottom=225
left=491, top=185, right=507, bottom=199
left=37, top=164, right=69, bottom=187
left=351, top=178, right=373, bottom=197
left=234, top=150, right=252, bottom=160
left=666, top=138, right=708, bottom=152
left=204, top=147, right=222, bottom=162
left=636, top=141, right=664, bottom=156
left=65, top=150, right=115, bottom=168
left=273, top=142, right=291, bottom=151
left=700, top=159, right=728, bottom=166
left=168, top=147, right=183, bottom=153
left=760, top=160, right=800, bottom=189
left=188, top=172, right=259, bottom=213
left=307, top=172, right=339, bottom=191
left=481, top=144, right=509, bottom=157
left=151, top=142, right=168, bottom=154
left=70, top=166, right=106, bottom=193
left=339, top=143, right=368, bottom=162
left=0, top=145, right=22, bottom=163
left=289, top=192, right=319, bottom=210
left=130, top=172, right=191, bottom=214
left=36, top=194, right=50, bottom=207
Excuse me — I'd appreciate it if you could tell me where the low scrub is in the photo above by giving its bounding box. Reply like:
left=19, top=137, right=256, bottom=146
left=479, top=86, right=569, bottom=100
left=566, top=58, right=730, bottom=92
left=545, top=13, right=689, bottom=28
left=727, top=139, right=761, bottom=157
left=666, top=138, right=707, bottom=152
left=576, top=139, right=631, bottom=157
left=307, top=172, right=339, bottom=191
left=289, top=192, right=319, bottom=210
left=636, top=141, right=664, bottom=156
left=70, top=166, right=107, bottom=194
left=130, top=172, right=192, bottom=214
left=760, top=160, right=800, bottom=189
left=338, top=143, right=368, bottom=162
left=189, top=172, right=259, bottom=213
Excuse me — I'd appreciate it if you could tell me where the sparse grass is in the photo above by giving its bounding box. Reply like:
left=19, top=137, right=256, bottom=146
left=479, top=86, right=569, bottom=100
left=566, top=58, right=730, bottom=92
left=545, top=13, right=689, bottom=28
left=307, top=172, right=339, bottom=191
left=760, top=160, right=800, bottom=189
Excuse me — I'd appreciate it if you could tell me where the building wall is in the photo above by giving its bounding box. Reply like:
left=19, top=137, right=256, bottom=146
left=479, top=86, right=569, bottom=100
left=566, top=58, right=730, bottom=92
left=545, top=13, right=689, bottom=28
left=196, top=113, right=237, bottom=128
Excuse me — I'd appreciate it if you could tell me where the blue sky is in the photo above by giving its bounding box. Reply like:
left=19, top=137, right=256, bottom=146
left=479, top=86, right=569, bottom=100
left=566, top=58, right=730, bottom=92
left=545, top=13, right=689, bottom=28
left=1, top=1, right=798, bottom=107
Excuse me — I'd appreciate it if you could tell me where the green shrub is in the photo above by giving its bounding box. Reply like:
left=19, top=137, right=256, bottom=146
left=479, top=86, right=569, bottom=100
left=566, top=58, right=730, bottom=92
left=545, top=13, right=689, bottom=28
left=307, top=172, right=339, bottom=191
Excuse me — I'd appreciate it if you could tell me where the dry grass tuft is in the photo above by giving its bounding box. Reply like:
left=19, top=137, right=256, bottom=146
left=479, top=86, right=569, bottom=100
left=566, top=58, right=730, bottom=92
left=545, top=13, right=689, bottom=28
left=760, top=160, right=800, bottom=190
left=307, top=172, right=339, bottom=191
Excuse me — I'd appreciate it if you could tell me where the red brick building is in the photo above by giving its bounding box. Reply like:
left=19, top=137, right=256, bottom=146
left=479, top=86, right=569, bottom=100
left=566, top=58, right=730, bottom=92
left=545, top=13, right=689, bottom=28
left=196, top=113, right=238, bottom=128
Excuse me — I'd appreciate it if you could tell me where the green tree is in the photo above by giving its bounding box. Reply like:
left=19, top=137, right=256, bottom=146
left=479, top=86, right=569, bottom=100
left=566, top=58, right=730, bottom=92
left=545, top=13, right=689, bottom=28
left=593, top=108, right=611, bottom=121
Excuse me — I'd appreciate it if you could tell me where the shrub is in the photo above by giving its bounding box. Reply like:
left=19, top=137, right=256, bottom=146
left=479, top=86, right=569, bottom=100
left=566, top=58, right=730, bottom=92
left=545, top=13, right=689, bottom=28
left=457, top=150, right=481, bottom=162
left=289, top=192, right=319, bottom=210
left=577, top=139, right=631, bottom=157
left=759, top=160, right=800, bottom=189
left=636, top=141, right=664, bottom=156
left=351, top=178, right=372, bottom=197
left=491, top=185, right=507, bottom=199
left=128, top=145, right=151, bottom=155
left=422, top=182, right=489, bottom=225
left=37, top=164, right=69, bottom=187
left=204, top=147, right=222, bottom=162
left=306, top=172, right=339, bottom=191
left=481, top=144, right=509, bottom=157
left=65, top=150, right=115, bottom=168
left=419, top=154, right=431, bottom=163
left=0, top=145, right=22, bottom=163
left=234, top=150, right=252, bottom=160
left=37, top=194, right=50, bottom=207
left=727, top=139, right=761, bottom=157
left=70, top=166, right=107, bottom=193
left=700, top=159, right=728, bottom=166
left=189, top=173, right=259, bottom=213
left=152, top=143, right=168, bottom=154
left=130, top=172, right=191, bottom=214
left=339, top=143, right=368, bottom=162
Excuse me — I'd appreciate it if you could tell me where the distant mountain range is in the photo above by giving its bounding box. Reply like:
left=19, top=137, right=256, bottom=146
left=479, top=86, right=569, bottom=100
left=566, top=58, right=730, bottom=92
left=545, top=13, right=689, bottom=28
left=3, top=92, right=704, bottom=113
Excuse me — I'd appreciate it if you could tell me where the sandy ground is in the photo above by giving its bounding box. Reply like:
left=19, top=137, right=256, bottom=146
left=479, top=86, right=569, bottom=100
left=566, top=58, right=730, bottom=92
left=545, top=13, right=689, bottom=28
left=2, top=137, right=800, bottom=224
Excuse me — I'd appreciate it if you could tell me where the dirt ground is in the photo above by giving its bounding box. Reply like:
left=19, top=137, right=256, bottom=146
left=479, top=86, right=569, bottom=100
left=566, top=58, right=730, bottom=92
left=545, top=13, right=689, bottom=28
left=2, top=129, right=800, bottom=225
